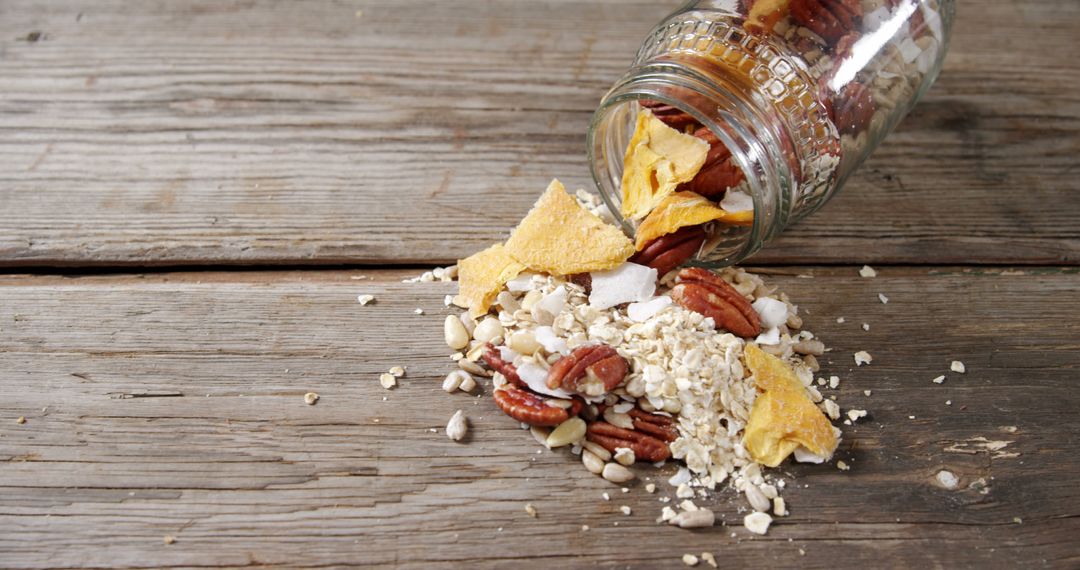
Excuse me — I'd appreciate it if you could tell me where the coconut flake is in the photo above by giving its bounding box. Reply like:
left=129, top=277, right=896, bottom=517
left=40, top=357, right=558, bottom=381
left=506, top=273, right=536, bottom=292
left=743, top=512, right=772, bottom=535
left=536, top=286, right=567, bottom=318
left=517, top=362, right=575, bottom=399
left=899, top=37, right=922, bottom=63
left=589, top=263, right=657, bottom=310
left=752, top=297, right=788, bottom=328
left=793, top=446, right=829, bottom=464
left=863, top=5, right=892, bottom=31
left=720, top=189, right=753, bottom=213
left=668, top=467, right=692, bottom=487
left=627, top=296, right=673, bottom=322
left=755, top=327, right=781, bottom=346
left=534, top=326, right=569, bottom=355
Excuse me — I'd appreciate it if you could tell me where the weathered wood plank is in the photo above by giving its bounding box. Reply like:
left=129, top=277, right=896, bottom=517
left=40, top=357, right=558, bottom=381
left=0, top=1, right=1076, bottom=267
left=0, top=268, right=1076, bottom=568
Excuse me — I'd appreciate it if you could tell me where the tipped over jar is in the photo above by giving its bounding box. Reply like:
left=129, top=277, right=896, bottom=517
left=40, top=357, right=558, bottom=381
left=588, top=0, right=954, bottom=266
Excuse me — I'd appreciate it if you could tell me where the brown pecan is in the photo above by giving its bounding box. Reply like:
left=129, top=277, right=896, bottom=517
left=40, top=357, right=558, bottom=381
left=640, top=99, right=698, bottom=131
left=482, top=343, right=525, bottom=389
left=586, top=421, right=671, bottom=462
left=493, top=385, right=576, bottom=427
left=630, top=225, right=707, bottom=277
left=791, top=0, right=863, bottom=46
left=627, top=408, right=679, bottom=442
left=678, top=127, right=744, bottom=200
left=829, top=81, right=875, bottom=135
left=547, top=344, right=628, bottom=397
left=670, top=267, right=762, bottom=338
left=568, top=273, right=592, bottom=294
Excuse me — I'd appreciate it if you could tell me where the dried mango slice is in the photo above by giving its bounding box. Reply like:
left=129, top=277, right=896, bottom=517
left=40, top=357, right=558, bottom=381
left=620, top=109, right=710, bottom=221
left=743, top=344, right=838, bottom=467
left=746, top=0, right=792, bottom=35
left=634, top=191, right=754, bottom=250
left=505, top=179, right=634, bottom=275
left=456, top=243, right=526, bottom=318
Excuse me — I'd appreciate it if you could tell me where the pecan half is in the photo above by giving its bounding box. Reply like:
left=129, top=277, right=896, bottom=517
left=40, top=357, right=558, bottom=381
left=568, top=273, right=592, bottom=295
left=678, top=127, right=744, bottom=199
left=790, top=0, right=863, bottom=46
left=670, top=267, right=762, bottom=338
left=492, top=385, right=582, bottom=427
left=829, top=81, right=875, bottom=135
left=586, top=421, right=671, bottom=462
left=547, top=344, right=628, bottom=397
left=627, top=408, right=679, bottom=442
left=630, top=225, right=707, bottom=277
left=482, top=343, right=525, bottom=389
left=640, top=100, right=698, bottom=131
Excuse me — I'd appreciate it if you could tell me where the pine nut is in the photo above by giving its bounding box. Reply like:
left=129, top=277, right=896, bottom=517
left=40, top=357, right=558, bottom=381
left=442, top=370, right=467, bottom=393
left=601, top=463, right=635, bottom=483
left=582, top=440, right=612, bottom=461
left=614, top=447, right=636, bottom=466
left=472, top=317, right=504, bottom=344
left=582, top=450, right=605, bottom=474
left=671, top=509, right=715, bottom=528
left=744, top=484, right=771, bottom=512
left=546, top=417, right=586, bottom=448
left=444, top=315, right=469, bottom=350
left=446, top=410, right=467, bottom=441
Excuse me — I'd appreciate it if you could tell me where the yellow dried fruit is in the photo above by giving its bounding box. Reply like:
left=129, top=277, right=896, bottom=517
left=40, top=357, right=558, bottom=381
left=746, top=0, right=792, bottom=35
left=743, top=344, right=838, bottom=467
left=634, top=191, right=754, bottom=250
left=504, top=179, right=634, bottom=275
left=620, top=110, right=710, bottom=221
left=456, top=243, right=526, bottom=318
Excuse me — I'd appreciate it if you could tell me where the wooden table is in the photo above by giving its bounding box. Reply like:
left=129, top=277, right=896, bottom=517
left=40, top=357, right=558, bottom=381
left=1, top=1, right=1077, bottom=567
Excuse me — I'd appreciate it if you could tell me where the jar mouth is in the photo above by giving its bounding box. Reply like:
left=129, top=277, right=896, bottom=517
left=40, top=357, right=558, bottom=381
left=587, top=62, right=794, bottom=267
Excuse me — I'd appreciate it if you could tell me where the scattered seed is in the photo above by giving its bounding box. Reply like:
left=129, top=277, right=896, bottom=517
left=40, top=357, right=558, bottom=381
left=613, top=447, right=636, bottom=466
left=878, top=293, right=889, bottom=304
left=932, top=375, right=945, bottom=384
left=792, top=339, right=825, bottom=356
left=357, top=294, right=375, bottom=305
left=682, top=553, right=700, bottom=566
left=862, top=323, right=870, bottom=331
left=701, top=552, right=717, bottom=568
left=582, top=440, right=612, bottom=462
left=620, top=505, right=632, bottom=515
left=457, top=358, right=489, bottom=377
left=581, top=525, right=589, bottom=531
left=951, top=360, right=966, bottom=374
left=414, top=308, right=424, bottom=315
left=446, top=410, right=468, bottom=441
left=163, top=535, right=176, bottom=545
left=854, top=351, right=873, bottom=366
left=859, top=265, right=877, bottom=278
left=744, top=484, right=771, bottom=512
left=671, top=508, right=715, bottom=528
left=773, top=497, right=787, bottom=516
left=602, top=492, right=611, bottom=501
left=546, top=417, right=586, bottom=448
left=743, top=512, right=772, bottom=535
left=645, top=483, right=656, bottom=493
left=601, top=463, right=635, bottom=483
left=16, top=416, right=26, bottom=424
left=582, top=449, right=605, bottom=474
left=525, top=503, right=538, bottom=518
left=936, top=470, right=959, bottom=489
left=864, top=389, right=872, bottom=396
left=388, top=366, right=406, bottom=377
left=303, top=392, right=319, bottom=405
left=442, top=370, right=468, bottom=393
left=846, top=409, right=867, bottom=423
left=829, top=375, right=840, bottom=389
left=379, top=373, right=397, bottom=389
left=836, top=460, right=850, bottom=471
left=472, top=317, right=505, bottom=345
left=444, top=316, right=470, bottom=350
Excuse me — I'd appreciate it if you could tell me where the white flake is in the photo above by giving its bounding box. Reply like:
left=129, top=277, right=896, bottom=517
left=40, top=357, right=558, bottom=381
left=589, top=263, right=657, bottom=309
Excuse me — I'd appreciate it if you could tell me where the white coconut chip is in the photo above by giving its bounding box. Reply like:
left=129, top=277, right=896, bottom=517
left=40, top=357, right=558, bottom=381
left=534, top=326, right=569, bottom=355
left=793, top=447, right=829, bottom=464
left=720, top=189, right=754, bottom=213
left=589, top=263, right=657, bottom=310
left=755, top=327, right=781, bottom=346
left=516, top=362, right=575, bottom=399
left=627, top=296, right=673, bottom=322
left=506, top=273, right=537, bottom=292
left=752, top=297, right=788, bottom=329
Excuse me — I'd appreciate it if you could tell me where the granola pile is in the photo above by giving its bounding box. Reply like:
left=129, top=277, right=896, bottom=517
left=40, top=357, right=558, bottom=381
left=438, top=180, right=844, bottom=535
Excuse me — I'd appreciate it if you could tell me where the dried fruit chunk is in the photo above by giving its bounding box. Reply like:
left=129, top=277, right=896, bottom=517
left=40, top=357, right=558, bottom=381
left=620, top=110, right=711, bottom=221
left=670, top=268, right=761, bottom=338
left=678, top=127, right=745, bottom=199
left=743, top=344, right=838, bottom=467
left=493, top=385, right=580, bottom=427
left=630, top=225, right=707, bottom=277
left=745, top=0, right=793, bottom=35
left=504, top=179, right=634, bottom=275
left=457, top=244, right=526, bottom=318
left=547, top=344, right=628, bottom=397
left=635, top=192, right=753, bottom=251
left=586, top=421, right=672, bottom=462
left=790, top=0, right=863, bottom=46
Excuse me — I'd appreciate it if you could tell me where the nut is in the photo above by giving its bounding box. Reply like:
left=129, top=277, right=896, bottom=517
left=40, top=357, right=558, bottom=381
left=671, top=508, right=716, bottom=529
left=790, top=0, right=863, bottom=46
left=744, top=484, right=771, bottom=512
left=677, top=127, right=744, bottom=199
left=627, top=408, right=679, bottom=442
left=603, top=407, right=635, bottom=430
left=792, top=339, right=825, bottom=356
left=442, top=370, right=469, bottom=393
left=546, top=417, right=587, bottom=448
left=446, top=410, right=468, bottom=441
left=546, top=344, right=628, bottom=396
left=586, top=421, right=672, bottom=462
left=601, top=462, right=636, bottom=483
left=671, top=268, right=762, bottom=338
left=303, top=392, right=319, bottom=405
left=444, top=315, right=470, bottom=350
left=473, top=317, right=505, bottom=344
left=582, top=440, right=612, bottom=461
left=492, top=385, right=579, bottom=427
left=507, top=330, right=541, bottom=355
left=582, top=449, right=605, bottom=474
left=630, top=225, right=707, bottom=277
left=614, top=447, right=636, bottom=466
left=482, top=344, right=525, bottom=389
left=829, top=81, right=875, bottom=135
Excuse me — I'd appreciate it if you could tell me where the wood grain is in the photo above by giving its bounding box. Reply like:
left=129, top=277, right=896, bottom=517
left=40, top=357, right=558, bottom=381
left=0, top=268, right=1077, bottom=568
left=0, top=0, right=1076, bottom=267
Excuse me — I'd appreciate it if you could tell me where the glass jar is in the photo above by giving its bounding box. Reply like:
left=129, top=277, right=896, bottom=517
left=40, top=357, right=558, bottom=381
left=588, top=0, right=954, bottom=265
